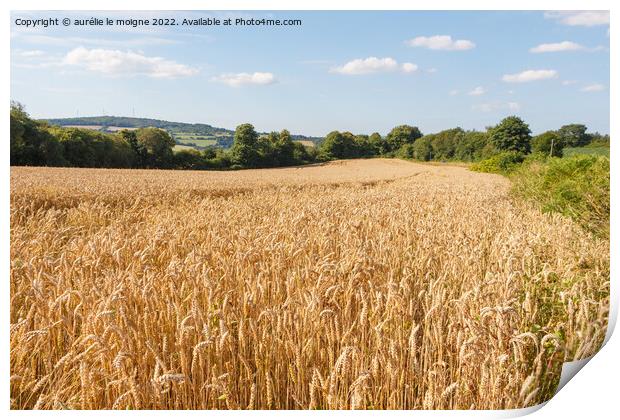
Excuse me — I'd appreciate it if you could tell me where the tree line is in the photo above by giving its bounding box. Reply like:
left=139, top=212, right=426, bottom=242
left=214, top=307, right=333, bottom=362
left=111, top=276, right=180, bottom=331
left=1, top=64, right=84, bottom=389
left=10, top=102, right=609, bottom=170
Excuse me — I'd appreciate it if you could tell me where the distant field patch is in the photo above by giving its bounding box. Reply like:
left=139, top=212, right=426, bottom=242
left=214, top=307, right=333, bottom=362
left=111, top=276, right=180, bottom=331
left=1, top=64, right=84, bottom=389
left=173, top=144, right=198, bottom=152
left=295, top=140, right=315, bottom=147
left=176, top=139, right=217, bottom=148
left=563, top=146, right=610, bottom=157
left=62, top=125, right=103, bottom=130
left=107, top=126, right=138, bottom=132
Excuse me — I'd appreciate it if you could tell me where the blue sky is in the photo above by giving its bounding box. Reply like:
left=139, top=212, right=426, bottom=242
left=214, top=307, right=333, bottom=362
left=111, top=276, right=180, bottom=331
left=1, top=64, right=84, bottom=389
left=11, top=10, right=610, bottom=136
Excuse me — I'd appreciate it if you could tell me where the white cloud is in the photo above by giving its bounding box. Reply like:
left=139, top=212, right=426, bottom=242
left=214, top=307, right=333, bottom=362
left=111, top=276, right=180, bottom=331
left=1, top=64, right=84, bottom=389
left=401, top=62, right=419, bottom=73
left=426, top=67, right=438, bottom=74
left=562, top=80, right=578, bottom=86
left=468, top=86, right=486, bottom=96
left=211, top=72, right=276, bottom=87
left=449, top=90, right=459, bottom=96
left=330, top=57, right=416, bottom=75
left=62, top=47, right=198, bottom=78
left=405, top=35, right=475, bottom=51
left=530, top=41, right=584, bottom=53
left=502, top=69, right=558, bottom=83
left=544, top=11, right=610, bottom=27
left=581, top=83, right=605, bottom=92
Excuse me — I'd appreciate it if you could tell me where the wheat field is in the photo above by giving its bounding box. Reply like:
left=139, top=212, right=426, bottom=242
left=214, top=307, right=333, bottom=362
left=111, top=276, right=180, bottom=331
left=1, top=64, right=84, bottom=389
left=10, top=159, right=609, bottom=410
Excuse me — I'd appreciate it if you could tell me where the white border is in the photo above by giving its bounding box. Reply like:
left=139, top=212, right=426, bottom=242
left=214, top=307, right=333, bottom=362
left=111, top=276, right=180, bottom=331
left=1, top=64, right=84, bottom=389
left=3, top=1, right=617, bottom=419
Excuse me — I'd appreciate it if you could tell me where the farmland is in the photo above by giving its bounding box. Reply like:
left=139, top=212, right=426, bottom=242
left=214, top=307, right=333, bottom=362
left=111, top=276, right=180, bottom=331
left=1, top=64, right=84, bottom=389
left=45, top=116, right=319, bottom=152
left=563, top=146, right=610, bottom=158
left=10, top=159, right=609, bottom=409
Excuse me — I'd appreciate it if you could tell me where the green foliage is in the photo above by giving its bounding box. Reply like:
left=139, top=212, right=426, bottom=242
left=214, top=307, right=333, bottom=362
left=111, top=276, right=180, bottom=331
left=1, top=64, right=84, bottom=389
left=488, top=116, right=531, bottom=154
left=511, top=156, right=610, bottom=236
left=454, top=131, right=490, bottom=162
left=10, top=102, right=67, bottom=166
left=411, top=136, right=433, bottom=161
left=429, top=128, right=464, bottom=160
left=586, top=133, right=610, bottom=148
left=173, top=149, right=207, bottom=170
left=10, top=103, right=610, bottom=182
left=557, top=124, right=588, bottom=147
left=531, top=131, right=564, bottom=157
left=46, top=115, right=321, bottom=149
left=470, top=151, right=525, bottom=174
left=369, top=132, right=387, bottom=155
left=320, top=131, right=355, bottom=159
left=563, top=146, right=610, bottom=158
left=385, top=125, right=422, bottom=152
left=231, top=123, right=261, bottom=167
left=135, top=127, right=175, bottom=168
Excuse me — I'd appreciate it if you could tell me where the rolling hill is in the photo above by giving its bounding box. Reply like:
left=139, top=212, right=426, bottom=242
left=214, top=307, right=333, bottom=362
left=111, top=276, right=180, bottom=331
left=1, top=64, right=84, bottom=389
left=44, top=116, right=322, bottom=150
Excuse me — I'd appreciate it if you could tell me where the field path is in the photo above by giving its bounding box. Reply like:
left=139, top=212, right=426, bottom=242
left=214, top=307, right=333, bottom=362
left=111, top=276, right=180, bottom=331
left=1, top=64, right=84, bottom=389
left=11, top=158, right=508, bottom=196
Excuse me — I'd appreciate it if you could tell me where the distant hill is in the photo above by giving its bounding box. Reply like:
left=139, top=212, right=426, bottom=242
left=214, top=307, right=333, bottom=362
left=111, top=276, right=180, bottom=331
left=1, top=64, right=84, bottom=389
left=44, top=116, right=322, bottom=150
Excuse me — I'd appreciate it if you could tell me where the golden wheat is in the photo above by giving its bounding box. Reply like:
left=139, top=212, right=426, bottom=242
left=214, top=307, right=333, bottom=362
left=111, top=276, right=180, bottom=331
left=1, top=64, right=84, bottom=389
left=10, top=159, right=609, bottom=409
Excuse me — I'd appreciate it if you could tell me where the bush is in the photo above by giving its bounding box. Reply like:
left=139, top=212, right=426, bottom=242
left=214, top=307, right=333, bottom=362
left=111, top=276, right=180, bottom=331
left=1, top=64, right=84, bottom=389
left=396, top=143, right=416, bottom=159
left=511, top=155, right=610, bottom=236
left=470, top=151, right=525, bottom=174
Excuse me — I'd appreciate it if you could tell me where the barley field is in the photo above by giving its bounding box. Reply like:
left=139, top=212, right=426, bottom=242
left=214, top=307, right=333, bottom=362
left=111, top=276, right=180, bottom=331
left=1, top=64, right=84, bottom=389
left=10, top=159, right=609, bottom=410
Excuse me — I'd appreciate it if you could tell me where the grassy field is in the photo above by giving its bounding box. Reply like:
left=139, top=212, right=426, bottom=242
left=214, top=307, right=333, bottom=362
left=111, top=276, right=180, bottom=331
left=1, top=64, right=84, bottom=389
left=563, top=146, right=610, bottom=158
left=173, top=144, right=199, bottom=152
left=295, top=140, right=316, bottom=148
left=10, top=159, right=609, bottom=409
left=174, top=132, right=228, bottom=148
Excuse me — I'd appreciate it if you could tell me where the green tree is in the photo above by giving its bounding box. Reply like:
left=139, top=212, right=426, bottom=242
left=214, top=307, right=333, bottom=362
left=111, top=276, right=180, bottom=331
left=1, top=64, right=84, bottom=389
left=270, top=129, right=296, bottom=166
left=354, top=134, right=375, bottom=157
left=557, top=124, right=588, bottom=147
left=412, top=135, right=434, bottom=161
left=454, top=131, right=489, bottom=162
left=231, top=123, right=260, bottom=168
left=430, top=128, right=464, bottom=160
left=10, top=102, right=65, bottom=166
left=118, top=129, right=147, bottom=167
left=320, top=131, right=357, bottom=159
left=385, top=125, right=422, bottom=152
left=488, top=116, right=531, bottom=154
left=531, top=131, right=563, bottom=157
left=174, top=149, right=206, bottom=170
left=369, top=132, right=387, bottom=155
left=135, top=127, right=175, bottom=168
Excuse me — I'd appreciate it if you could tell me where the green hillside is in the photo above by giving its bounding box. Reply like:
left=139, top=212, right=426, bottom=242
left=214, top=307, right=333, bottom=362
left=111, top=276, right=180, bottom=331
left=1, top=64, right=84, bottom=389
left=44, top=116, right=321, bottom=150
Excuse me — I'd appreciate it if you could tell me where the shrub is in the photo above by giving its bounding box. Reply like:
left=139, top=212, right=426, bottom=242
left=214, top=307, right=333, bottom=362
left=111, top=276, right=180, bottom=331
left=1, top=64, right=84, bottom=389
left=470, top=151, right=525, bottom=174
left=511, top=155, right=610, bottom=236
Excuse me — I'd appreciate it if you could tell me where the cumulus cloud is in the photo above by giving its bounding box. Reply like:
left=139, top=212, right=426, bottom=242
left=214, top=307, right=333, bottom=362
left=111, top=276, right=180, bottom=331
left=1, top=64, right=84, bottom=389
left=544, top=11, right=609, bottom=27
left=581, top=83, right=605, bottom=92
left=530, top=41, right=584, bottom=53
left=468, top=86, right=486, bottom=96
left=502, top=69, right=558, bottom=83
left=211, top=72, right=276, bottom=87
left=405, top=35, right=475, bottom=51
left=62, top=47, right=198, bottom=78
left=330, top=57, right=417, bottom=75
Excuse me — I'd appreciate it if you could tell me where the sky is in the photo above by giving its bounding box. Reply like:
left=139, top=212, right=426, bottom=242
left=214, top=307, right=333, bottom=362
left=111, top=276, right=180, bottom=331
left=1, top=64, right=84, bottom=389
left=10, top=10, right=610, bottom=137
